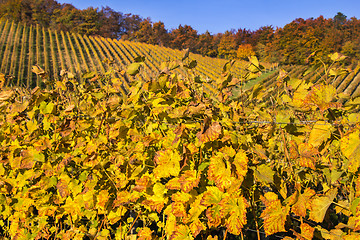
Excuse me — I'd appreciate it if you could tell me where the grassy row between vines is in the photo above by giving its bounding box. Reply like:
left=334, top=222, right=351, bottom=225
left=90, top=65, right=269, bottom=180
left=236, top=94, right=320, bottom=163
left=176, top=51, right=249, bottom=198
left=1, top=54, right=360, bottom=239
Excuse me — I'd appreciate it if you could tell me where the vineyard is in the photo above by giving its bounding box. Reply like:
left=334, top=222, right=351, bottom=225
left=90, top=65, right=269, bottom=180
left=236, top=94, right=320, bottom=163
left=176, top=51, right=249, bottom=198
left=252, top=61, right=360, bottom=100
left=2, top=17, right=360, bottom=240
left=0, top=19, right=277, bottom=96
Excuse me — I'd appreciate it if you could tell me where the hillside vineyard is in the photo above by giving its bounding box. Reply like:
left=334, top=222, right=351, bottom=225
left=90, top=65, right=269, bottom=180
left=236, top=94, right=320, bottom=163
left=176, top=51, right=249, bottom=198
left=0, top=20, right=276, bottom=95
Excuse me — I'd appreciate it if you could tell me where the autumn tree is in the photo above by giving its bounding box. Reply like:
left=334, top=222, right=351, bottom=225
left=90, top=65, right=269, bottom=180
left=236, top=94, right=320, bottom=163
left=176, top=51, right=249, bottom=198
left=152, top=21, right=169, bottom=46
left=217, top=31, right=237, bottom=59
left=169, top=24, right=198, bottom=51
left=196, top=31, right=218, bottom=57
left=237, top=44, right=255, bottom=60
left=135, top=18, right=155, bottom=44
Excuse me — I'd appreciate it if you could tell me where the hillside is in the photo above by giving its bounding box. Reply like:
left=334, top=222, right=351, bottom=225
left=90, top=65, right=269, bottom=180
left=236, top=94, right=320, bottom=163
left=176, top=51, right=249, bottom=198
left=0, top=19, right=277, bottom=95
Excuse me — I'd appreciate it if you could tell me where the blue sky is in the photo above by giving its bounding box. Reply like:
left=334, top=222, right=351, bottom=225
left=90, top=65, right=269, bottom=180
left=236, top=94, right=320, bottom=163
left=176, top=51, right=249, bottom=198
left=57, top=0, right=360, bottom=34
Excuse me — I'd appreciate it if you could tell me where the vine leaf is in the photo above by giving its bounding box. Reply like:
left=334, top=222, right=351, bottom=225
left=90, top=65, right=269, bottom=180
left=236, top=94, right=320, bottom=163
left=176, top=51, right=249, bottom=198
left=137, top=227, right=153, bottom=240
left=340, top=129, right=360, bottom=173
left=309, top=188, right=337, bottom=223
left=291, top=188, right=315, bottom=217
left=232, top=150, right=248, bottom=184
left=354, top=203, right=360, bottom=231
left=179, top=170, right=200, bottom=193
left=308, top=121, right=334, bottom=148
left=196, top=120, right=222, bottom=145
left=305, top=84, right=340, bottom=112
left=260, top=192, right=289, bottom=236
left=223, top=194, right=249, bottom=235
left=297, top=143, right=319, bottom=170
left=207, top=152, right=233, bottom=191
left=172, top=224, right=193, bottom=240
left=300, top=222, right=315, bottom=240
left=201, top=186, right=227, bottom=228
left=189, top=218, right=206, bottom=238
left=153, top=149, right=181, bottom=179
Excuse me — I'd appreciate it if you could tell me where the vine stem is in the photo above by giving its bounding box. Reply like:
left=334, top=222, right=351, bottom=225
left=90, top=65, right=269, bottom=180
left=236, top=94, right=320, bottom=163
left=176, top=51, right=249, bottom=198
left=127, top=210, right=142, bottom=236
left=223, top=228, right=228, bottom=240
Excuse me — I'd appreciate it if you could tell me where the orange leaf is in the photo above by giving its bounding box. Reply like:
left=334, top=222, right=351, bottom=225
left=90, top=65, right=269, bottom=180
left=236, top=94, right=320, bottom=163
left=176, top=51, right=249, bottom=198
left=171, top=202, right=187, bottom=218
left=142, top=195, right=168, bottom=213
left=260, top=192, right=289, bottom=236
left=137, top=227, right=153, bottom=240
left=232, top=150, right=248, bottom=184
left=133, top=175, right=152, bottom=192
left=96, top=190, right=109, bottom=210
left=297, top=143, right=319, bottom=170
left=196, top=120, right=222, bottom=145
left=166, top=177, right=181, bottom=190
left=189, top=218, right=206, bottom=237
left=300, top=222, right=315, bottom=240
left=291, top=188, right=315, bottom=217
left=205, top=205, right=223, bottom=228
left=207, top=152, right=233, bottom=191
left=179, top=170, right=200, bottom=193
left=57, top=179, right=70, bottom=199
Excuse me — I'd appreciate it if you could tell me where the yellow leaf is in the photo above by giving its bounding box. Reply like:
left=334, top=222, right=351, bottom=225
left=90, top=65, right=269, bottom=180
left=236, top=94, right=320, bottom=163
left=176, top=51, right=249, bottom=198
left=137, top=227, right=153, bottom=240
left=172, top=224, right=193, bottom=240
left=340, top=129, right=360, bottom=173
left=224, top=194, right=249, bottom=235
left=171, top=191, right=192, bottom=203
left=308, top=121, right=334, bottom=148
left=260, top=192, right=289, bottom=236
left=309, top=188, right=337, bottom=223
left=97, top=190, right=109, bottom=210
left=305, top=84, right=340, bottom=112
left=153, top=149, right=181, bottom=179
left=165, top=214, right=177, bottom=238
left=186, top=194, right=206, bottom=223
left=108, top=206, right=127, bottom=224
left=354, top=203, right=360, bottom=231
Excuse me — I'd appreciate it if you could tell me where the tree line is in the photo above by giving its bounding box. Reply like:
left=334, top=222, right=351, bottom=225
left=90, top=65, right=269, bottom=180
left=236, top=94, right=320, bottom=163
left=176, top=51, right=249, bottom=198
left=1, top=0, right=360, bottom=64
